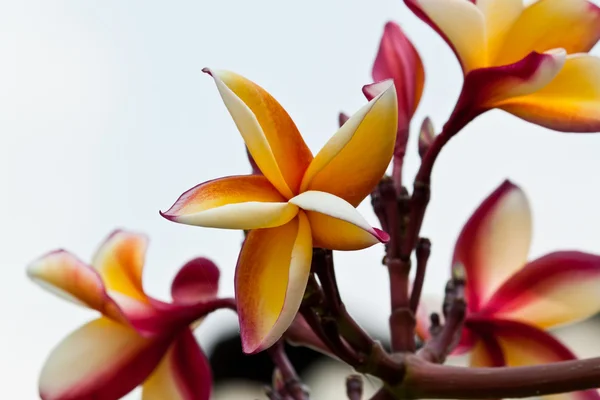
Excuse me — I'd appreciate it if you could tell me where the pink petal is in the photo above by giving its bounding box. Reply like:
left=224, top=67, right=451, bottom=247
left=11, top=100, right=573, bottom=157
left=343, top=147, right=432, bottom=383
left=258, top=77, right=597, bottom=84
left=171, top=257, right=220, bottom=305
left=142, top=329, right=211, bottom=400
left=453, top=180, right=532, bottom=311
left=39, top=317, right=171, bottom=400
left=482, top=251, right=600, bottom=330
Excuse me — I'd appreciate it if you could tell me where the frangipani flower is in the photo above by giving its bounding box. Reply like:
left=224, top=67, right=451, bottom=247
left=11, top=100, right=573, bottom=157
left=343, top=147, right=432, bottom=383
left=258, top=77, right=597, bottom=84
left=28, top=230, right=228, bottom=400
left=405, top=0, right=600, bottom=132
left=363, top=21, right=425, bottom=183
left=452, top=181, right=600, bottom=399
left=162, top=69, right=398, bottom=354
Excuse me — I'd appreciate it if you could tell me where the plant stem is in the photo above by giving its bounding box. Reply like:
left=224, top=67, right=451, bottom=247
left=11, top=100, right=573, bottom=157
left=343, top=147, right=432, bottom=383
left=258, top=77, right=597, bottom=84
left=267, top=341, right=310, bottom=400
left=409, top=238, right=431, bottom=314
left=346, top=375, right=364, bottom=400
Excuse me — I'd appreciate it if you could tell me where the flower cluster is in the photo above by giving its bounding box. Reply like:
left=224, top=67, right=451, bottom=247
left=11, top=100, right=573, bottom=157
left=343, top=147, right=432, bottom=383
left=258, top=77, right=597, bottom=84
left=28, top=0, right=600, bottom=399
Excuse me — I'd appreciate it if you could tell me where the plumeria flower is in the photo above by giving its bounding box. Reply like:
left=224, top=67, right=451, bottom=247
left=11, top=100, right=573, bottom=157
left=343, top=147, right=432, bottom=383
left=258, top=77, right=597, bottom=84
left=363, top=21, right=425, bottom=185
left=161, top=69, right=398, bottom=354
left=405, top=0, right=600, bottom=132
left=449, top=181, right=600, bottom=399
left=27, top=230, right=231, bottom=400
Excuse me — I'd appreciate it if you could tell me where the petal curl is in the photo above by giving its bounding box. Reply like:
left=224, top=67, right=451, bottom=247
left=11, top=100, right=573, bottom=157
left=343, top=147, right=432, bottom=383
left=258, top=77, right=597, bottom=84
left=290, top=191, right=388, bottom=250
left=160, top=175, right=298, bottom=229
left=497, top=54, right=600, bottom=132
left=142, top=329, right=211, bottom=400
left=468, top=318, right=600, bottom=400
left=453, top=180, right=532, bottom=311
left=236, top=212, right=312, bottom=354
left=39, top=318, right=170, bottom=400
left=92, top=230, right=149, bottom=304
left=300, top=81, right=398, bottom=207
left=27, top=250, right=127, bottom=324
left=404, top=0, right=486, bottom=72
left=483, top=251, right=600, bottom=330
left=371, top=21, right=425, bottom=125
left=204, top=69, right=313, bottom=198
left=171, top=257, right=220, bottom=305
left=494, top=0, right=600, bottom=66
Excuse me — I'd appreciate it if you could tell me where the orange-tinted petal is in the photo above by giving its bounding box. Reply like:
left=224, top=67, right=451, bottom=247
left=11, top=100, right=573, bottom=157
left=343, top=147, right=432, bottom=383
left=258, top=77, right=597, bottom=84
left=497, top=54, right=600, bottom=132
left=142, top=329, right=211, bottom=400
left=453, top=181, right=532, bottom=311
left=204, top=69, right=313, bottom=197
left=494, top=0, right=600, bottom=66
left=92, top=230, right=150, bottom=305
left=27, top=250, right=127, bottom=324
left=236, top=212, right=312, bottom=354
left=404, top=0, right=486, bottom=72
left=483, top=251, right=600, bottom=330
left=39, top=318, right=170, bottom=400
left=300, top=81, right=397, bottom=207
left=468, top=318, right=600, bottom=400
left=289, top=191, right=388, bottom=250
left=161, top=175, right=298, bottom=230
left=475, top=0, right=523, bottom=64
left=470, top=335, right=505, bottom=368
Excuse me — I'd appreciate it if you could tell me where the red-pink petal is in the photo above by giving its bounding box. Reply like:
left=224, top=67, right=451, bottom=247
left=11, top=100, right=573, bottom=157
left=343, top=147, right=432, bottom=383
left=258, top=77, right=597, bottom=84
left=142, top=329, right=211, bottom=400
left=39, top=318, right=171, bottom=400
left=453, top=180, right=532, bottom=311
left=171, top=257, right=220, bottom=305
left=482, top=251, right=600, bottom=330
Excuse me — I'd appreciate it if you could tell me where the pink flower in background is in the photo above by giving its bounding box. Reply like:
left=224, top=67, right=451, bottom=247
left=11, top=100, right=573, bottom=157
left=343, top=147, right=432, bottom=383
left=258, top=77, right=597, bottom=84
left=28, top=230, right=230, bottom=400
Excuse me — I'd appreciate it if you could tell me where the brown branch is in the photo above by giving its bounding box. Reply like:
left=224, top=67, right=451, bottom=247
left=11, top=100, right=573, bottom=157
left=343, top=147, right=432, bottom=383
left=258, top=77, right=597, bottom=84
left=405, top=355, right=600, bottom=399
left=346, top=375, right=364, bottom=400
left=409, top=238, right=431, bottom=313
left=267, top=341, right=310, bottom=400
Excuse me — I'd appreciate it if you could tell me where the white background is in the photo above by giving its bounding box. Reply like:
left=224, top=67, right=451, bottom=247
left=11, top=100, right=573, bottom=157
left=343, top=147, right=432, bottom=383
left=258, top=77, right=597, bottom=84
left=2, top=0, right=600, bottom=398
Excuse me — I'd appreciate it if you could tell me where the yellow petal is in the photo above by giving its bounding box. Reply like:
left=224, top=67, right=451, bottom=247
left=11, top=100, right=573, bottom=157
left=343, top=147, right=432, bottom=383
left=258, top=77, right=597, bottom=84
left=236, top=212, right=312, bottom=354
left=27, top=250, right=127, bottom=324
left=92, top=230, right=150, bottom=305
left=205, top=69, right=313, bottom=198
left=494, top=0, right=600, bottom=66
left=410, top=0, right=486, bottom=72
left=497, top=54, right=600, bottom=132
left=475, top=0, right=523, bottom=63
left=300, top=81, right=397, bottom=207
left=161, top=175, right=298, bottom=229
left=290, top=191, right=389, bottom=250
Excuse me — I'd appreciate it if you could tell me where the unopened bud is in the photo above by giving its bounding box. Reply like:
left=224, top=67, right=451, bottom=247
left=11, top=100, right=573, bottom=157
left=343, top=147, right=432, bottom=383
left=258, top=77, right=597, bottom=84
left=418, top=117, right=435, bottom=159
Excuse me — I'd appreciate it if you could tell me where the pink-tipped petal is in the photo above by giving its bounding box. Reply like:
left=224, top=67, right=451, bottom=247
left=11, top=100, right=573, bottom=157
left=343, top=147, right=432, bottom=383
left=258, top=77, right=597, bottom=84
left=171, top=257, right=220, bottom=305
left=142, top=329, right=211, bottom=400
left=468, top=318, right=600, bottom=400
left=39, top=318, right=171, bottom=400
left=161, top=175, right=298, bottom=230
left=290, top=190, right=388, bottom=250
left=27, top=250, right=127, bottom=324
left=92, top=230, right=150, bottom=305
left=236, top=213, right=312, bottom=354
left=453, top=180, right=532, bottom=311
left=483, top=251, right=600, bottom=330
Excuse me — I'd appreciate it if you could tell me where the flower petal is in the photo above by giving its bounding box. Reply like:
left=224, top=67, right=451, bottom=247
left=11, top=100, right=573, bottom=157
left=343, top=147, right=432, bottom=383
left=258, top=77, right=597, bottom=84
left=494, top=0, right=600, bottom=67
left=204, top=69, right=313, bottom=198
left=482, top=251, right=600, bottom=330
left=300, top=81, right=398, bottom=207
left=171, top=257, right=220, bottom=305
left=453, top=180, right=532, bottom=311
left=290, top=190, right=389, bottom=250
left=404, top=0, right=486, bottom=72
left=92, top=230, right=149, bottom=304
left=27, top=250, right=128, bottom=324
left=142, top=329, right=211, bottom=400
left=497, top=54, right=600, bottom=132
left=470, top=335, right=505, bottom=368
left=371, top=21, right=425, bottom=123
left=468, top=318, right=600, bottom=400
left=236, top=212, right=312, bottom=354
left=161, top=175, right=299, bottom=230
left=39, top=318, right=171, bottom=400
left=475, top=0, right=523, bottom=64
left=460, top=49, right=566, bottom=113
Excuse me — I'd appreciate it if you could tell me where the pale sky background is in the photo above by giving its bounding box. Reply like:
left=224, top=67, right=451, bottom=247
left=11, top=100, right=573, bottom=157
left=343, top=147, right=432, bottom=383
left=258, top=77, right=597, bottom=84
left=3, top=0, right=600, bottom=398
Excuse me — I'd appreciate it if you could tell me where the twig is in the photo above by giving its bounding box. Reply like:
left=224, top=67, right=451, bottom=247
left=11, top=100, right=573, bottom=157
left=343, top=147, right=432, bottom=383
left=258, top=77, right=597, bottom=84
left=346, top=375, right=364, bottom=400
left=409, top=238, right=431, bottom=313
left=267, top=341, right=310, bottom=400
